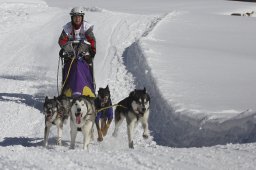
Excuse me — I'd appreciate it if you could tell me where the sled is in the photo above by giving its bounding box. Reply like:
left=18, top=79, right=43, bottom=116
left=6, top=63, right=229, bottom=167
left=59, top=40, right=96, bottom=97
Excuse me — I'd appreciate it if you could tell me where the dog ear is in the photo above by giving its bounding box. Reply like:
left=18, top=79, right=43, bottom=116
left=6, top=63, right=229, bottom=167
left=106, top=85, right=109, bottom=91
left=147, top=94, right=150, bottom=103
left=143, top=87, right=146, bottom=94
left=69, top=97, right=73, bottom=103
left=98, top=88, right=103, bottom=94
left=129, top=91, right=135, bottom=97
left=45, top=96, right=48, bottom=101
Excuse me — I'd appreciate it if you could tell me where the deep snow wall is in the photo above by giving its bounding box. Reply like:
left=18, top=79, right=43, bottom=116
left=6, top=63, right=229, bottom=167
left=123, top=41, right=256, bottom=147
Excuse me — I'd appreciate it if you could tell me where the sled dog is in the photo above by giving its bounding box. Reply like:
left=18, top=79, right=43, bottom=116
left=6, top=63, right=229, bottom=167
left=95, top=85, right=113, bottom=142
left=70, top=95, right=96, bottom=150
left=112, top=88, right=150, bottom=149
left=43, top=95, right=72, bottom=147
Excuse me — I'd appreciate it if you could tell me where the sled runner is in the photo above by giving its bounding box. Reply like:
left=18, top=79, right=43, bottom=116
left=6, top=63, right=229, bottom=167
left=59, top=40, right=95, bottom=97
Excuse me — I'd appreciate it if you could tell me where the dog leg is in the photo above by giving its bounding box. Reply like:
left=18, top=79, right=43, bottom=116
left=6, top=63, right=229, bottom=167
left=141, top=114, right=149, bottom=139
left=56, top=123, right=63, bottom=145
left=97, top=131, right=103, bottom=142
left=112, top=114, right=124, bottom=137
left=83, top=121, right=93, bottom=150
left=44, top=125, right=50, bottom=147
left=102, top=119, right=112, bottom=137
left=100, top=119, right=107, bottom=136
left=127, top=119, right=136, bottom=149
left=142, top=122, right=149, bottom=139
left=96, top=120, right=103, bottom=142
left=90, top=124, right=95, bottom=142
left=100, top=118, right=106, bottom=132
left=70, top=124, right=77, bottom=149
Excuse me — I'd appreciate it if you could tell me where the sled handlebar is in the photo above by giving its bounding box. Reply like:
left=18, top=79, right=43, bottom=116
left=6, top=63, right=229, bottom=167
left=71, top=40, right=91, bottom=46
left=60, top=40, right=92, bottom=59
left=71, top=40, right=80, bottom=44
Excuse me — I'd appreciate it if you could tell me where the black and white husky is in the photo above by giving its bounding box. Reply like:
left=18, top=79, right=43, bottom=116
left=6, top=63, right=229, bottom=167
left=70, top=95, right=96, bottom=150
left=112, top=88, right=150, bottom=149
left=43, top=95, right=72, bottom=147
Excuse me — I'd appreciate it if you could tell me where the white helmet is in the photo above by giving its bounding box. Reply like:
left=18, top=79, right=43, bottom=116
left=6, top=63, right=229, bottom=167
left=70, top=7, right=85, bottom=16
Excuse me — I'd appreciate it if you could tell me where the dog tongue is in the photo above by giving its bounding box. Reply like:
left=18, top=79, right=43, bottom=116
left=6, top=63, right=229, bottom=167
left=76, top=114, right=81, bottom=124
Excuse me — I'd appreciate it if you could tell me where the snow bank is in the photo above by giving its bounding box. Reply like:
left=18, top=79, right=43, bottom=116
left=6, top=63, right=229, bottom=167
left=123, top=38, right=256, bottom=147
left=119, top=2, right=256, bottom=147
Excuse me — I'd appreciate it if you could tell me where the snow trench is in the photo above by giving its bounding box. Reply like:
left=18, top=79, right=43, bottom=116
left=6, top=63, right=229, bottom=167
left=123, top=42, right=256, bottom=148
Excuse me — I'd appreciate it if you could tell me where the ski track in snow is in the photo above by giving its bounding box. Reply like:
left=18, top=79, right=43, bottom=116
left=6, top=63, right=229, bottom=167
left=1, top=1, right=256, bottom=169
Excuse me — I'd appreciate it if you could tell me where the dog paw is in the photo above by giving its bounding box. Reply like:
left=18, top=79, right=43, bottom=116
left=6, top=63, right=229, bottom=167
left=56, top=141, right=62, bottom=146
left=112, top=132, right=117, bottom=137
left=56, top=138, right=62, bottom=146
left=143, top=134, right=149, bottom=139
left=97, top=137, right=103, bottom=142
left=129, top=141, right=134, bottom=149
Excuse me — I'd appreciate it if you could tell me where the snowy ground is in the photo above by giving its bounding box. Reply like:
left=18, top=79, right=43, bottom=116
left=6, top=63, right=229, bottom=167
left=0, top=0, right=256, bottom=169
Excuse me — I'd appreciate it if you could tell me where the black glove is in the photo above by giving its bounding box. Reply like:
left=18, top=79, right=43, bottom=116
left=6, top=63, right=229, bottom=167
left=81, top=52, right=93, bottom=64
left=89, top=48, right=96, bottom=58
left=59, top=49, right=68, bottom=58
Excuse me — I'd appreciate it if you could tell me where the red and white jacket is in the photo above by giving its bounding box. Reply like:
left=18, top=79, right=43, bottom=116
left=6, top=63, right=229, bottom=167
left=58, top=21, right=96, bottom=57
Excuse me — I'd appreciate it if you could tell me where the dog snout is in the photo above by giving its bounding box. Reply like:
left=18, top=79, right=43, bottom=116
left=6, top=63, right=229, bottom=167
left=77, top=108, right=81, bottom=112
left=142, top=108, right=146, bottom=112
left=46, top=109, right=52, bottom=114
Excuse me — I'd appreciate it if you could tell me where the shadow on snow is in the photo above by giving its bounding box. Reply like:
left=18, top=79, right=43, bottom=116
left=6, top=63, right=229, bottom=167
left=0, top=137, right=70, bottom=148
left=0, top=137, right=43, bottom=147
left=0, top=93, right=45, bottom=112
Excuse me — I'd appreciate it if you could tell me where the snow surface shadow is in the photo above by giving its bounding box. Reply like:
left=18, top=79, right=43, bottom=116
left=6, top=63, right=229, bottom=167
left=0, top=75, right=38, bottom=81
left=0, top=93, right=44, bottom=111
left=0, top=137, right=43, bottom=147
left=0, top=137, right=70, bottom=147
left=123, top=42, right=256, bottom=148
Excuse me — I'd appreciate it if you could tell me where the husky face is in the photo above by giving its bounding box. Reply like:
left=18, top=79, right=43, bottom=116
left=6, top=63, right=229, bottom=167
left=97, top=85, right=111, bottom=105
left=130, top=88, right=150, bottom=115
left=43, top=96, right=58, bottom=121
left=71, top=97, right=88, bottom=125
